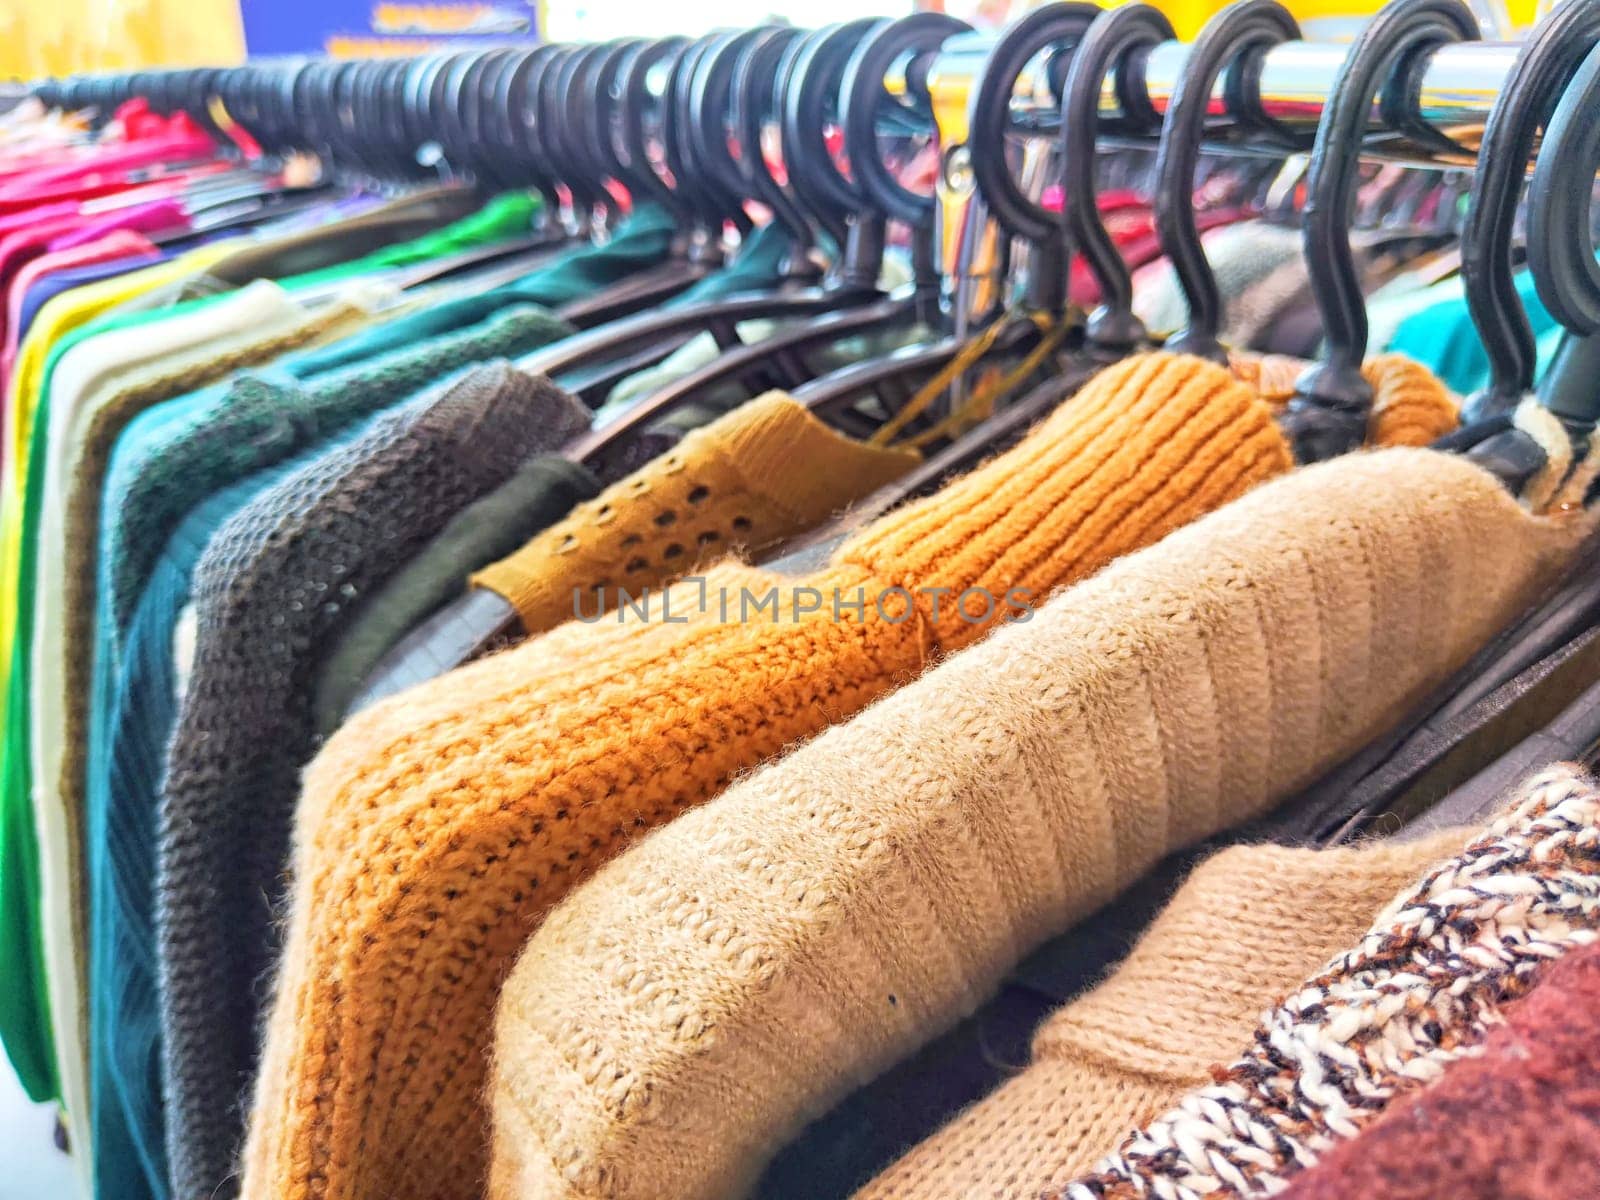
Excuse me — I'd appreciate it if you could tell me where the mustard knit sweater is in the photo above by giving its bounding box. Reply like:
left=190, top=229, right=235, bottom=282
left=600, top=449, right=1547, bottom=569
left=241, top=352, right=1456, bottom=1200
left=471, top=391, right=922, bottom=634
left=485, top=448, right=1590, bottom=1200
left=855, top=828, right=1470, bottom=1200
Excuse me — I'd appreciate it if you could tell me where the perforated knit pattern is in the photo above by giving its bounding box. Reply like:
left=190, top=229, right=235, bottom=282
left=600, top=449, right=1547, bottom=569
left=471, top=391, right=919, bottom=634
left=157, top=364, right=588, bottom=1200
left=241, top=351, right=1303, bottom=1200
left=1060, top=764, right=1600, bottom=1200
left=103, top=302, right=574, bottom=633
left=856, top=829, right=1470, bottom=1200
left=1277, top=939, right=1600, bottom=1200
left=481, top=447, right=1589, bottom=1200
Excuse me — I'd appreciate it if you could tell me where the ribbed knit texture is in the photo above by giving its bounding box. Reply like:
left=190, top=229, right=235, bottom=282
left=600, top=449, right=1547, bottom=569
left=157, top=364, right=589, bottom=1200
left=239, top=351, right=1291, bottom=1200
left=1276, top=939, right=1600, bottom=1200
left=482, top=447, right=1588, bottom=1200
left=244, top=349, right=1463, bottom=1200
left=101, top=303, right=575, bottom=636
left=855, top=829, right=1470, bottom=1200
left=1060, top=763, right=1600, bottom=1200
left=471, top=391, right=921, bottom=634
left=51, top=300, right=369, bottom=936
left=14, top=282, right=312, bottom=1194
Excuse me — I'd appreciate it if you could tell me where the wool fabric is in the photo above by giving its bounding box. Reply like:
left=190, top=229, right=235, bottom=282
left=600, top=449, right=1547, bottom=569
left=1233, top=351, right=1459, bottom=447
left=101, top=302, right=574, bottom=637
left=247, top=350, right=1459, bottom=1200
left=470, top=391, right=921, bottom=633
left=241, top=350, right=1292, bottom=1200
left=481, top=446, right=1587, bottom=1200
left=1059, top=763, right=1600, bottom=1200
left=79, top=305, right=382, bottom=1200
left=157, top=364, right=589, bottom=1200
left=1275, top=939, right=1600, bottom=1200
left=311, top=455, right=602, bottom=736
left=855, top=829, right=1470, bottom=1200
left=29, top=286, right=366, bottom=1191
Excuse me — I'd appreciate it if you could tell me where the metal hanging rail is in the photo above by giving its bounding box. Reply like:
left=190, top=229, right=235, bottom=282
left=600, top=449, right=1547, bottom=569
left=911, top=34, right=1523, bottom=166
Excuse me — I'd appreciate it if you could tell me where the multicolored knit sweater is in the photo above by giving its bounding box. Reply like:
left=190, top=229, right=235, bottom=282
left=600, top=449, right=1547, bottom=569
left=1057, top=762, right=1600, bottom=1200
left=1277, top=937, right=1600, bottom=1200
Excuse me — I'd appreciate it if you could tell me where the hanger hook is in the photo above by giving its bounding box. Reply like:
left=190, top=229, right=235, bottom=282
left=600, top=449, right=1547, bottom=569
left=1060, top=2, right=1174, bottom=350
left=1460, top=0, right=1600, bottom=421
left=1528, top=38, right=1600, bottom=437
left=732, top=26, right=820, bottom=268
left=1154, top=0, right=1301, bottom=363
left=840, top=12, right=972, bottom=231
left=781, top=19, right=888, bottom=252
left=967, top=3, right=1101, bottom=251
left=1286, top=0, right=1478, bottom=463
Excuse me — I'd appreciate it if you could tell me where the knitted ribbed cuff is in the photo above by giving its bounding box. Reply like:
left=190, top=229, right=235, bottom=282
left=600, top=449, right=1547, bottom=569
left=837, top=352, right=1293, bottom=649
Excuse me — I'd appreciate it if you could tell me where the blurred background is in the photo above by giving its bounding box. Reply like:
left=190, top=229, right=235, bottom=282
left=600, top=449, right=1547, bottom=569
left=0, top=0, right=1543, bottom=82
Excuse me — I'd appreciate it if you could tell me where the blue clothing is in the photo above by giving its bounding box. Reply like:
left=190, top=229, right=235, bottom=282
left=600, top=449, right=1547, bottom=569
left=90, top=458, right=312, bottom=1200
left=17, top=252, right=170, bottom=346
left=1388, top=267, right=1565, bottom=396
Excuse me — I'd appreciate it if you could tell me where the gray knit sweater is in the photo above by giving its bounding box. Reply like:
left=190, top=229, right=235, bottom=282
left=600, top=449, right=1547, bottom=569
left=155, top=362, right=588, bottom=1200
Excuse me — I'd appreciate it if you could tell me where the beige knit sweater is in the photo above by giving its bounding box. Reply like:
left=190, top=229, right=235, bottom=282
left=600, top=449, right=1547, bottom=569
left=487, top=447, right=1593, bottom=1200
left=855, top=828, right=1470, bottom=1200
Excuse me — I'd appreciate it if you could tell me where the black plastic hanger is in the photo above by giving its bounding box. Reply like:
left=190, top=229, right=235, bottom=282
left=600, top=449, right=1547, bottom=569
left=342, top=21, right=924, bottom=693
left=1152, top=0, right=1303, bottom=362
left=998, top=1, right=1172, bottom=410
left=519, top=21, right=893, bottom=407
left=690, top=26, right=816, bottom=273
left=536, top=35, right=730, bottom=335
left=1526, top=38, right=1600, bottom=445
left=575, top=13, right=970, bottom=453
left=1441, top=0, right=1600, bottom=488
left=1282, top=0, right=1479, bottom=463
left=1061, top=3, right=1172, bottom=351
left=611, top=36, right=694, bottom=235
left=793, top=3, right=1101, bottom=419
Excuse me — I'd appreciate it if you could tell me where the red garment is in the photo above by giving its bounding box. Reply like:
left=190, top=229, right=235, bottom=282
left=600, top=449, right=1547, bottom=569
left=48, top=196, right=187, bottom=251
left=0, top=109, right=213, bottom=203
left=1278, top=942, right=1600, bottom=1200
left=1, top=230, right=161, bottom=391
left=0, top=198, right=188, bottom=353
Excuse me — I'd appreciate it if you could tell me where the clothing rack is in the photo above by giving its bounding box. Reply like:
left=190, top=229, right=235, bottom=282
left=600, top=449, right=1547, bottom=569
left=26, top=36, right=1530, bottom=176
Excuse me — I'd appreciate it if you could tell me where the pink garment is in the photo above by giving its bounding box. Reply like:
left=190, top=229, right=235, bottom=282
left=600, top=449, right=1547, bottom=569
left=0, top=230, right=160, bottom=392
left=0, top=201, right=81, bottom=237
left=48, top=196, right=187, bottom=251
left=0, top=162, right=223, bottom=218
left=0, top=110, right=214, bottom=202
left=0, top=200, right=186, bottom=354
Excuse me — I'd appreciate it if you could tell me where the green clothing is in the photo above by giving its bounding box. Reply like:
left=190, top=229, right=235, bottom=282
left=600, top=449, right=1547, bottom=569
left=312, top=455, right=602, bottom=734
left=107, top=186, right=490, bottom=314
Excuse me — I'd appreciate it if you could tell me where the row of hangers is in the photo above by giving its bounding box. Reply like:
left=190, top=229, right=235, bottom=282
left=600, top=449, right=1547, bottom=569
left=26, top=0, right=1600, bottom=708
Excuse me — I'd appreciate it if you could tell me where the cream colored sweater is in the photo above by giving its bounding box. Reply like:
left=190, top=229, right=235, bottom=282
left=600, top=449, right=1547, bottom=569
left=487, top=447, right=1593, bottom=1200
left=855, top=828, right=1470, bottom=1200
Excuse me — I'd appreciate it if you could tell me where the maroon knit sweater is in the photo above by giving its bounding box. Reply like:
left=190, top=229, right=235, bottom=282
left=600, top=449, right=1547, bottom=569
left=1278, top=941, right=1600, bottom=1200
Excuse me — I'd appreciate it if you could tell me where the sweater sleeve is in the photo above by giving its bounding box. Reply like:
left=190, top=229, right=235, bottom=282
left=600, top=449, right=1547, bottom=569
left=484, top=448, right=1591, bottom=1200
